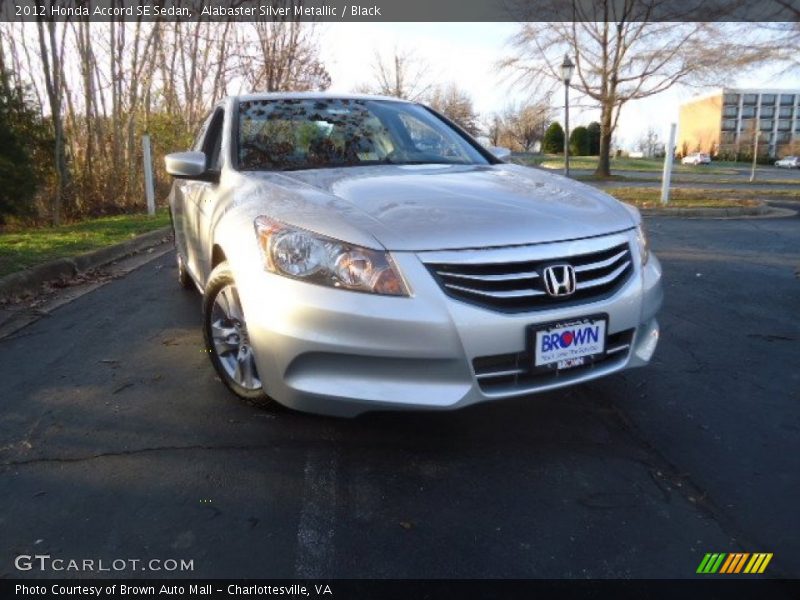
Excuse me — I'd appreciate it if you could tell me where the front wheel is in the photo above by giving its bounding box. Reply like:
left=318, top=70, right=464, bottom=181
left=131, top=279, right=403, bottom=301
left=202, top=261, right=273, bottom=405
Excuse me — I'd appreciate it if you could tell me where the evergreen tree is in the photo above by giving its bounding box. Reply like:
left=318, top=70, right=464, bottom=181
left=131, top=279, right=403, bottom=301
left=542, top=122, right=564, bottom=154
left=586, top=121, right=601, bottom=155
left=569, top=126, right=590, bottom=156
left=0, top=76, right=47, bottom=225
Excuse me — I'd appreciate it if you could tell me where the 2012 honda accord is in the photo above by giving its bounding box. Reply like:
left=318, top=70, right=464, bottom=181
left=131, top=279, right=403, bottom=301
left=166, top=93, right=663, bottom=416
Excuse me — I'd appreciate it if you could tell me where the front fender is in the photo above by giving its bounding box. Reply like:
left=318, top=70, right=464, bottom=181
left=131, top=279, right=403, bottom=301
left=211, top=207, right=264, bottom=289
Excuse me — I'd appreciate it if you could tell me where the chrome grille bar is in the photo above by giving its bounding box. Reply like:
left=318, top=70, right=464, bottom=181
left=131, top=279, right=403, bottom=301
left=436, top=270, right=540, bottom=282
left=605, top=343, right=631, bottom=356
left=444, top=283, right=547, bottom=299
left=576, top=261, right=632, bottom=290
left=475, top=367, right=526, bottom=380
left=574, top=249, right=628, bottom=273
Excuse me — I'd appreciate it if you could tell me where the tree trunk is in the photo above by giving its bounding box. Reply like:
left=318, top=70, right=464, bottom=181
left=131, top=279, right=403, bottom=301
left=78, top=21, right=94, bottom=205
left=595, top=103, right=613, bottom=178
left=36, top=19, right=68, bottom=226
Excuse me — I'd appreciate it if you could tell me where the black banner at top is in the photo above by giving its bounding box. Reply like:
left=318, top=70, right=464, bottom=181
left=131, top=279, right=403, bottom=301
left=2, top=0, right=799, bottom=22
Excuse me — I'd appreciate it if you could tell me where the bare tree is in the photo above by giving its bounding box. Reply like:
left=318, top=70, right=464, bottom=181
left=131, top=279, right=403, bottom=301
left=500, top=2, right=780, bottom=177
left=165, top=22, right=232, bottom=131
left=35, top=17, right=69, bottom=225
left=501, top=99, right=553, bottom=152
left=635, top=126, right=660, bottom=158
left=236, top=21, right=331, bottom=93
left=482, top=113, right=503, bottom=147
left=3, top=17, right=339, bottom=220
left=757, top=19, right=800, bottom=74
left=427, top=83, right=480, bottom=135
left=360, top=48, right=432, bottom=101
left=122, top=20, right=160, bottom=200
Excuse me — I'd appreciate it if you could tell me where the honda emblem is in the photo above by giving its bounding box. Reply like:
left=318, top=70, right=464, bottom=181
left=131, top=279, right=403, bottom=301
left=542, top=264, right=577, bottom=297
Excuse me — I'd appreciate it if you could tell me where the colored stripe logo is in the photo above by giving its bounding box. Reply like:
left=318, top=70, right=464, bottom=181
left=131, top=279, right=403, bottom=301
left=697, top=553, right=773, bottom=574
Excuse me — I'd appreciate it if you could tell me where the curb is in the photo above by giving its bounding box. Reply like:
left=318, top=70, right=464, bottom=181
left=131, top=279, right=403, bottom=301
left=640, top=204, right=770, bottom=218
left=0, top=226, right=172, bottom=302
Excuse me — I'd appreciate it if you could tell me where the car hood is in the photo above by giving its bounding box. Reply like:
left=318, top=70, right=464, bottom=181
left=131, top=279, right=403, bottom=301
left=240, top=163, right=636, bottom=252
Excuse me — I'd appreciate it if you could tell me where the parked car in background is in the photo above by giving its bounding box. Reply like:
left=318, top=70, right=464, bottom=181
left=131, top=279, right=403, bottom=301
left=775, top=156, right=800, bottom=168
left=165, top=93, right=663, bottom=417
left=681, top=153, right=711, bottom=166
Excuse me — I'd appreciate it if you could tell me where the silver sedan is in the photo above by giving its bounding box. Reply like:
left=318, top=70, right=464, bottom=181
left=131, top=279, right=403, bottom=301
left=775, top=156, right=800, bottom=168
left=166, top=93, right=663, bottom=416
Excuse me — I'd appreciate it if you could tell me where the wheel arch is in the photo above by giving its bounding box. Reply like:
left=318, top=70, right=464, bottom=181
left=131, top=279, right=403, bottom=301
left=211, top=244, right=227, bottom=270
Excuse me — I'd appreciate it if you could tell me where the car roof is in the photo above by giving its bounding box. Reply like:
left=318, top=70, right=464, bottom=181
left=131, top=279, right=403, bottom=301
left=232, top=91, right=414, bottom=104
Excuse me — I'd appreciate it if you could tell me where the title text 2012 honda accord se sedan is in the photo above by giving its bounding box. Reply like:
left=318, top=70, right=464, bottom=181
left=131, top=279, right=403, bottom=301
left=165, top=93, right=663, bottom=416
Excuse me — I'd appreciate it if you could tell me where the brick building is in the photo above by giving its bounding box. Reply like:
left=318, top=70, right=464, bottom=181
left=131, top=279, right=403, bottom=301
left=677, top=88, right=800, bottom=159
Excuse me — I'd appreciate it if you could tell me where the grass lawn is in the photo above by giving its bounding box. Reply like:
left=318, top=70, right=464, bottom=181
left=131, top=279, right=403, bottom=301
left=514, top=154, right=741, bottom=176
left=0, top=210, right=171, bottom=278
left=603, top=187, right=766, bottom=209
left=576, top=174, right=800, bottom=186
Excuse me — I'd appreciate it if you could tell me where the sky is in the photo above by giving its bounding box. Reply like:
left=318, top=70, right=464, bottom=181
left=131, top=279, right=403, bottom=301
left=319, top=22, right=799, bottom=150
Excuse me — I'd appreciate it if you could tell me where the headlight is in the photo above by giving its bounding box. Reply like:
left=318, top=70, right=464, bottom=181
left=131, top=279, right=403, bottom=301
left=636, top=223, right=650, bottom=265
left=254, top=216, right=408, bottom=296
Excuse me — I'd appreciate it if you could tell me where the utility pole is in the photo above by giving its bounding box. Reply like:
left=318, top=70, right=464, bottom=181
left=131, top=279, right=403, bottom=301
left=750, top=102, right=762, bottom=183
left=661, top=123, right=677, bottom=205
left=143, top=135, right=155, bottom=216
left=749, top=130, right=760, bottom=183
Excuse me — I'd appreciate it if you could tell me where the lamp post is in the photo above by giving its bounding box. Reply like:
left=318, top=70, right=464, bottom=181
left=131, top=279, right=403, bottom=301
left=561, top=54, right=575, bottom=177
left=750, top=103, right=762, bottom=183
left=749, top=130, right=761, bottom=183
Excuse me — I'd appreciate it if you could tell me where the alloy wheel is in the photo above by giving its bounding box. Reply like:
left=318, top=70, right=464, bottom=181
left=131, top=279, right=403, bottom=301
left=209, top=284, right=261, bottom=390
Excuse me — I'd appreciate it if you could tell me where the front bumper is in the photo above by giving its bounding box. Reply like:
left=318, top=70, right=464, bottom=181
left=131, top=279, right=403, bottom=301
left=235, top=230, right=663, bottom=416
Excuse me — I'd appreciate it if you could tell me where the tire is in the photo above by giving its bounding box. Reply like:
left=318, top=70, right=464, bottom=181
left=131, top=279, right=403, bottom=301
left=176, top=251, right=195, bottom=290
left=202, top=261, right=273, bottom=406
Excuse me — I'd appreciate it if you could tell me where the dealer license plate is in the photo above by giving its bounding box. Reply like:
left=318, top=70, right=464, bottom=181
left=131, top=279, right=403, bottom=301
left=534, top=318, right=607, bottom=368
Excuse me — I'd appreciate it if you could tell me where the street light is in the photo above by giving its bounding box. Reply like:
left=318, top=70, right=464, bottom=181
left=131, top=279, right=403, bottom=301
left=750, top=130, right=762, bottom=183
left=750, top=102, right=763, bottom=183
left=561, top=54, right=575, bottom=177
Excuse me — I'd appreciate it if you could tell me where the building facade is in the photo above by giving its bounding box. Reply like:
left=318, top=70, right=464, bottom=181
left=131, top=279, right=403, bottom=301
left=677, top=88, right=800, bottom=159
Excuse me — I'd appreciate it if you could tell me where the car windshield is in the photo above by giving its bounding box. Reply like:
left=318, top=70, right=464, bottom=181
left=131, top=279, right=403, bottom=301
left=237, top=98, right=489, bottom=171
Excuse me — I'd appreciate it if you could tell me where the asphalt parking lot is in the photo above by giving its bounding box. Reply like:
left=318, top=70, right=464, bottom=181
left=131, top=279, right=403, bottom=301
left=0, top=213, right=798, bottom=579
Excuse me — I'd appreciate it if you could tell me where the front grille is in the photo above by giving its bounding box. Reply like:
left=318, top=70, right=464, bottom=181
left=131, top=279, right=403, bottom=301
left=472, top=328, right=635, bottom=394
left=425, top=242, right=634, bottom=313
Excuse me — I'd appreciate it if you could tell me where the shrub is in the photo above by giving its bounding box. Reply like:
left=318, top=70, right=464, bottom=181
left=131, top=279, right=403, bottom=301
left=569, top=126, right=590, bottom=156
left=542, top=122, right=565, bottom=154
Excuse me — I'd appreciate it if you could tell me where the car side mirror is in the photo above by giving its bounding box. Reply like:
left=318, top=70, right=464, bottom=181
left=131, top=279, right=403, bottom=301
left=488, top=146, right=511, bottom=160
left=165, top=151, right=215, bottom=180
